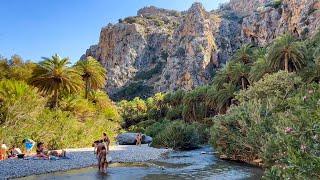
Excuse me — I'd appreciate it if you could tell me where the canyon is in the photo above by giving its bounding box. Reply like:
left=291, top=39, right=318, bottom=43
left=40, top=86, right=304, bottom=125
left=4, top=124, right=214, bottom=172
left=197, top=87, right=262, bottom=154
left=82, top=0, right=320, bottom=100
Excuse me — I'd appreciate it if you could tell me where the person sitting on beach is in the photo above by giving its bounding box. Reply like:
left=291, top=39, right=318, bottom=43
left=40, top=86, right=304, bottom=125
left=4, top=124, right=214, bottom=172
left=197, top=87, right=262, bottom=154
left=135, top=133, right=142, bottom=146
left=8, top=145, right=22, bottom=158
left=0, top=144, right=8, bottom=160
left=49, top=149, right=66, bottom=157
left=35, top=142, right=48, bottom=159
left=22, top=138, right=35, bottom=155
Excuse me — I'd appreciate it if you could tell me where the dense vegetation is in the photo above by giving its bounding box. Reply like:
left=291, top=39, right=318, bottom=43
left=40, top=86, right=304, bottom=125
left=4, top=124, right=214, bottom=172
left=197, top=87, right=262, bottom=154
left=0, top=55, right=121, bottom=150
left=119, top=31, right=320, bottom=178
left=1, top=28, right=319, bottom=177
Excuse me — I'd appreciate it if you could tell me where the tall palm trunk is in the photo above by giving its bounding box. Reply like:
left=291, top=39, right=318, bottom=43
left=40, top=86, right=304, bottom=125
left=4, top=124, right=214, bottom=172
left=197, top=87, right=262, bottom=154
left=241, top=77, right=246, bottom=90
left=284, top=53, right=289, bottom=72
left=53, top=90, right=59, bottom=108
left=85, top=78, right=89, bottom=99
left=192, top=104, right=196, bottom=122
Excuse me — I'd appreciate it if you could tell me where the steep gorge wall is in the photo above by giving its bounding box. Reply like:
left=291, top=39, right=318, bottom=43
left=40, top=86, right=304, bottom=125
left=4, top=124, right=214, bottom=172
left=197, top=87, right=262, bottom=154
left=82, top=0, right=320, bottom=100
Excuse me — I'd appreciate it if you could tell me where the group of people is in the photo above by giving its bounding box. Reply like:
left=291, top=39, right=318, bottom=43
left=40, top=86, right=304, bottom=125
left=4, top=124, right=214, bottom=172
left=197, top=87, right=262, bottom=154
left=1, top=132, right=145, bottom=174
left=0, top=138, right=66, bottom=160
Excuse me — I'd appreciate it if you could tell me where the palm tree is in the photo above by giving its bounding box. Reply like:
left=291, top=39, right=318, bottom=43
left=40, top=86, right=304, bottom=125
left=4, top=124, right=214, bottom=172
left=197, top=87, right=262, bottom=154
left=229, top=62, right=251, bottom=90
left=301, top=46, right=320, bottom=83
left=249, top=48, right=271, bottom=82
left=212, top=62, right=233, bottom=90
left=267, top=34, right=307, bottom=72
left=213, top=83, right=238, bottom=114
left=31, top=54, right=83, bottom=108
left=75, top=56, right=106, bottom=99
left=233, top=44, right=253, bottom=64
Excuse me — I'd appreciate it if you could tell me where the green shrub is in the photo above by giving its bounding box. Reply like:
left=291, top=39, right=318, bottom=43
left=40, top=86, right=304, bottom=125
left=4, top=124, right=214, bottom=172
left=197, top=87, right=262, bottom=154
left=134, top=62, right=164, bottom=80
left=265, top=0, right=282, bottom=9
left=152, top=121, right=200, bottom=150
left=210, top=72, right=320, bottom=178
left=192, top=122, right=210, bottom=144
left=262, top=84, right=320, bottom=179
left=165, top=105, right=183, bottom=120
left=237, top=71, right=302, bottom=103
left=113, top=81, right=153, bottom=101
left=128, top=119, right=156, bottom=133
left=118, top=97, right=148, bottom=128
left=145, top=120, right=170, bottom=138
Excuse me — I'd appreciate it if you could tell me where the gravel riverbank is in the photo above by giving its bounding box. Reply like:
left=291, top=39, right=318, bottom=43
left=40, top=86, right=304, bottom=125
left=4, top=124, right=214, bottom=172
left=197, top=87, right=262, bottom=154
left=0, top=145, right=171, bottom=179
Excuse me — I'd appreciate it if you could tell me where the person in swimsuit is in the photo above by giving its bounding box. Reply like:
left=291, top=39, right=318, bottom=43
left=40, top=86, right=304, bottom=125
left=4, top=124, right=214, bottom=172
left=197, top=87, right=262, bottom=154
left=135, top=132, right=142, bottom=146
left=98, top=145, right=107, bottom=172
left=102, top=133, right=110, bottom=152
left=22, top=138, right=35, bottom=155
left=35, top=142, right=48, bottom=159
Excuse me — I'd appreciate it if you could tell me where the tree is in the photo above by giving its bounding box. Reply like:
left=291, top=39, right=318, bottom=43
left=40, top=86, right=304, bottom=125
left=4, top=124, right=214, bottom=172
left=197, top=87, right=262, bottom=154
left=213, top=83, right=238, bottom=114
left=267, top=34, right=307, bottom=72
left=229, top=62, right=251, bottom=90
left=31, top=54, right=83, bottom=108
left=0, top=79, right=44, bottom=127
left=75, top=56, right=106, bottom=99
left=301, top=46, right=320, bottom=83
left=212, top=62, right=232, bottom=90
left=182, top=86, right=208, bottom=122
left=250, top=48, right=271, bottom=82
left=233, top=44, right=253, bottom=65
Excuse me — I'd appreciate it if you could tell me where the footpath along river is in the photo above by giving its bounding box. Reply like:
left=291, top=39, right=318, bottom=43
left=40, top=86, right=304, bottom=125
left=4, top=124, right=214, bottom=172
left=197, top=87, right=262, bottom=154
left=20, top=146, right=263, bottom=180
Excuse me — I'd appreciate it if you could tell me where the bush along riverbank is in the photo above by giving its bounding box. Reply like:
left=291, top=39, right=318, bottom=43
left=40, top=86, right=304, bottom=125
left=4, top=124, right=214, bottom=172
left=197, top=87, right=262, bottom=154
left=211, top=72, right=320, bottom=178
left=118, top=32, right=320, bottom=178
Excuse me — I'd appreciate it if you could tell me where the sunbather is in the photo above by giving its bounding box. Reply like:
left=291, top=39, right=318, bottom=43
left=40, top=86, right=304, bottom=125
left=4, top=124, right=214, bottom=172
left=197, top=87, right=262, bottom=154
left=8, top=145, right=22, bottom=158
left=35, top=142, right=48, bottom=159
left=22, top=138, right=35, bottom=155
left=0, top=144, right=8, bottom=160
left=49, top=150, right=66, bottom=157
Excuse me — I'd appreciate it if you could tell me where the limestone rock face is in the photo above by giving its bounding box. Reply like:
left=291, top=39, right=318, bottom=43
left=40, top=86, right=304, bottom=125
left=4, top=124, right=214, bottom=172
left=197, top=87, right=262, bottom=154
left=82, top=0, right=319, bottom=100
left=241, top=0, right=320, bottom=46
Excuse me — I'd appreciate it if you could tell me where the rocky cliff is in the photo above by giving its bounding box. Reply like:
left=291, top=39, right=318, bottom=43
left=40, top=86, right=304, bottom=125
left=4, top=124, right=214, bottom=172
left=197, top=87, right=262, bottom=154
left=82, top=0, right=320, bottom=100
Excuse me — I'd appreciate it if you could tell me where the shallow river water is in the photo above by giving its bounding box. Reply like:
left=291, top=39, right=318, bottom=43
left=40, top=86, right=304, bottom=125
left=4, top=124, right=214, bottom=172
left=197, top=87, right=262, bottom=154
left=22, top=146, right=263, bottom=180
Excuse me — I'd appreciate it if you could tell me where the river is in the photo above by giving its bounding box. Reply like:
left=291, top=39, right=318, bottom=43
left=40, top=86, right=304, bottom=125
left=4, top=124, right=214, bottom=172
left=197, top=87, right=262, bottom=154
left=21, top=146, right=263, bottom=180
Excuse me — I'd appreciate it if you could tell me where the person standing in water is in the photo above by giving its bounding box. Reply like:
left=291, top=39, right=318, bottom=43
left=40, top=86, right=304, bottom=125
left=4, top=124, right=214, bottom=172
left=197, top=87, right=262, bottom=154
left=135, top=132, right=142, bottom=146
left=102, top=133, right=110, bottom=152
left=96, top=133, right=111, bottom=172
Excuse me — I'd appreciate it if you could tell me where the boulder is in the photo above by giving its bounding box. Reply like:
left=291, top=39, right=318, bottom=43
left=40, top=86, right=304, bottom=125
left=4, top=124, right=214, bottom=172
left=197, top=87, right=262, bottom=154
left=116, top=133, right=152, bottom=145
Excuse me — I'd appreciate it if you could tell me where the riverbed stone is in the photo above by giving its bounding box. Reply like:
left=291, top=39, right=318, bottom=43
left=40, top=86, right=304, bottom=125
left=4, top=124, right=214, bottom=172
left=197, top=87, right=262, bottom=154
left=116, top=133, right=153, bottom=145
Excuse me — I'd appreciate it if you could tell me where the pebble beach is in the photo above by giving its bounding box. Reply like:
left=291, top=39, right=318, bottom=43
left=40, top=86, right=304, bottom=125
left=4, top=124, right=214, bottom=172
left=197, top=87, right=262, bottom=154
left=0, top=145, right=171, bottom=179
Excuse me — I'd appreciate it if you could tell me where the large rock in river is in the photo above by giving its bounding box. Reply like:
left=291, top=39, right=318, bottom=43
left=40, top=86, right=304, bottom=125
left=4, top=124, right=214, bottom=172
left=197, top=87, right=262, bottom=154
left=116, top=133, right=153, bottom=145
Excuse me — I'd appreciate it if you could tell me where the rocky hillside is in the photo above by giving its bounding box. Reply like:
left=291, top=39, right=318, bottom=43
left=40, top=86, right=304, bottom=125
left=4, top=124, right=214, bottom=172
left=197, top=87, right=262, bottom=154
left=82, top=0, right=320, bottom=100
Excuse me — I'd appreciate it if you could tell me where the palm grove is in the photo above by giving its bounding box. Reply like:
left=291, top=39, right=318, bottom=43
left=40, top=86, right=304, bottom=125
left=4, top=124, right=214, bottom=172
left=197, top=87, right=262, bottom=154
left=0, top=55, right=121, bottom=149
left=117, top=32, right=320, bottom=178
left=1, top=30, right=320, bottom=178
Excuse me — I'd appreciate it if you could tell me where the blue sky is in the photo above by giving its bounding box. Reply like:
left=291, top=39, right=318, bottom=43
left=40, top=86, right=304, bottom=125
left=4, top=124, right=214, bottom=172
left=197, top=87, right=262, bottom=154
left=0, top=0, right=229, bottom=63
